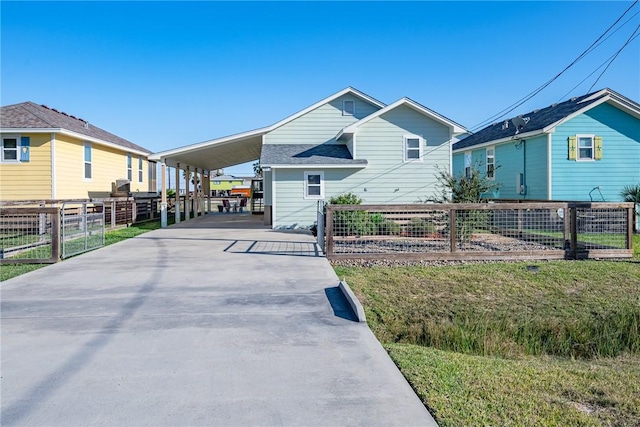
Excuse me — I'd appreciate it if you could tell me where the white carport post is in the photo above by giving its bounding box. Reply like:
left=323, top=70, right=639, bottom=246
left=175, top=163, right=181, bottom=224
left=198, top=168, right=205, bottom=215
left=185, top=165, right=191, bottom=221
left=160, top=161, right=168, bottom=228
left=195, top=167, right=201, bottom=216
left=205, top=171, right=211, bottom=213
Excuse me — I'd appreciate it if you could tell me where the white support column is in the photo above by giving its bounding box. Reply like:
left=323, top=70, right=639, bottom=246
left=160, top=161, right=168, bottom=228
left=198, top=168, right=204, bottom=215
left=205, top=171, right=211, bottom=213
left=175, top=163, right=181, bottom=223
left=185, top=165, right=191, bottom=221
left=195, top=167, right=201, bottom=217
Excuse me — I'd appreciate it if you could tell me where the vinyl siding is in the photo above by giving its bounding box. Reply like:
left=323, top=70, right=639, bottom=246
left=210, top=179, right=244, bottom=191
left=273, top=106, right=452, bottom=228
left=0, top=133, right=52, bottom=200
left=452, top=134, right=549, bottom=200
left=55, top=134, right=148, bottom=199
left=551, top=102, right=640, bottom=201
left=264, top=94, right=381, bottom=145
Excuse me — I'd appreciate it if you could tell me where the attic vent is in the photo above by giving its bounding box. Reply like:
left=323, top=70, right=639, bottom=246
left=533, top=109, right=539, bottom=113
left=52, top=108, right=59, bottom=113
left=571, top=97, right=577, bottom=102
left=41, top=104, right=49, bottom=109
left=551, top=103, right=558, bottom=107
left=501, top=120, right=509, bottom=130
left=82, top=121, right=89, bottom=129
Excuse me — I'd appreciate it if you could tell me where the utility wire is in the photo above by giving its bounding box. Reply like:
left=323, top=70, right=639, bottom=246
left=587, top=23, right=640, bottom=92
left=468, top=0, right=639, bottom=133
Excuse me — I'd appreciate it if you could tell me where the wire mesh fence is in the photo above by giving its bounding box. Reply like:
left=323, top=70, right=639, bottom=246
left=326, top=202, right=634, bottom=261
left=0, top=208, right=60, bottom=263
left=61, top=202, right=105, bottom=259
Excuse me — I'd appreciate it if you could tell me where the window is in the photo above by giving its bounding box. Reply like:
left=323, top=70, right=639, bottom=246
left=83, top=142, right=92, bottom=179
left=127, top=154, right=132, bottom=181
left=404, top=135, right=423, bottom=162
left=343, top=100, right=355, bottom=116
left=464, top=151, right=472, bottom=179
left=486, top=147, right=495, bottom=179
left=2, top=136, right=19, bottom=162
left=138, top=156, right=143, bottom=182
left=577, top=134, right=594, bottom=160
left=304, top=171, right=324, bottom=199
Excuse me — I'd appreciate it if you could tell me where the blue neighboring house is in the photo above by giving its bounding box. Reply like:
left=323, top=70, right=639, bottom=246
left=452, top=88, right=640, bottom=202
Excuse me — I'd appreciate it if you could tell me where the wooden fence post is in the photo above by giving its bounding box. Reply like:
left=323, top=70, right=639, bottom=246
left=326, top=206, right=334, bottom=258
left=111, top=200, right=116, bottom=228
left=569, top=206, right=578, bottom=259
left=51, top=208, right=61, bottom=262
left=627, top=205, right=634, bottom=251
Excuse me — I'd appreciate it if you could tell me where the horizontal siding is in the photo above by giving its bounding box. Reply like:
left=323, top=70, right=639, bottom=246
left=263, top=170, right=272, bottom=205
left=55, top=134, right=148, bottom=199
left=552, top=103, right=640, bottom=201
left=264, top=94, right=381, bottom=145
left=273, top=106, right=453, bottom=228
left=452, top=134, right=549, bottom=200
left=0, top=133, right=52, bottom=200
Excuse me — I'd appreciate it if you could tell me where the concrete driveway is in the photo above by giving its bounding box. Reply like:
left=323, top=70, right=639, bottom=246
left=1, top=213, right=436, bottom=426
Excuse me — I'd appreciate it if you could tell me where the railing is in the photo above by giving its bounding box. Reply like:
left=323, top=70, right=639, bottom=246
left=325, top=202, right=634, bottom=261
left=0, top=207, right=60, bottom=264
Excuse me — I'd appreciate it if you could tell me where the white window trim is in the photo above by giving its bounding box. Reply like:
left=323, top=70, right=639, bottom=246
left=403, top=134, right=423, bottom=163
left=127, top=153, right=133, bottom=181
left=1, top=134, right=21, bottom=163
left=304, top=171, right=324, bottom=200
left=342, top=99, right=355, bottom=116
left=83, top=142, right=92, bottom=181
left=138, top=156, right=144, bottom=183
left=486, top=147, right=495, bottom=180
left=576, top=134, right=595, bottom=161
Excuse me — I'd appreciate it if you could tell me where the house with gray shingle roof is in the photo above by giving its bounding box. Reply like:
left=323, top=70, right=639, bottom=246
left=452, top=88, right=640, bottom=202
left=257, top=89, right=466, bottom=228
left=0, top=102, right=155, bottom=200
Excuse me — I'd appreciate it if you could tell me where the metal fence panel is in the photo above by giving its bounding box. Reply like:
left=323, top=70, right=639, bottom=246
left=0, top=207, right=60, bottom=263
left=62, top=202, right=105, bottom=259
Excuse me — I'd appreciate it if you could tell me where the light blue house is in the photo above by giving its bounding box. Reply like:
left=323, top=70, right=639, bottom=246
left=452, top=88, right=640, bottom=202
left=150, top=87, right=466, bottom=228
left=259, top=88, right=467, bottom=228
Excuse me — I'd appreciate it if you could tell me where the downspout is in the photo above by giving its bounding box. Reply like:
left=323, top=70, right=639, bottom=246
left=51, top=133, right=56, bottom=199
left=547, top=133, right=553, bottom=200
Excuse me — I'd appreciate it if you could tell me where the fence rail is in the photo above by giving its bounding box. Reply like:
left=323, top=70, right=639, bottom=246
left=0, top=207, right=60, bottom=264
left=325, top=202, right=634, bottom=261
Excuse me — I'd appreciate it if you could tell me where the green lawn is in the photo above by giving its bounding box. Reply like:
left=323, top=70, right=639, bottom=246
left=334, top=254, right=640, bottom=426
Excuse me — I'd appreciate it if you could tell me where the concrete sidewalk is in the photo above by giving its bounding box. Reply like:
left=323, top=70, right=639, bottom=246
left=1, top=213, right=436, bottom=426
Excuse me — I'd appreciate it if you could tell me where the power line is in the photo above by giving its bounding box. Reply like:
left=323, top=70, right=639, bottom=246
left=587, top=23, right=640, bottom=93
left=468, top=0, right=639, bottom=133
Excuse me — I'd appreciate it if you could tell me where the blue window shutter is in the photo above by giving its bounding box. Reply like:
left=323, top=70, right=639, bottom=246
left=20, top=137, right=30, bottom=162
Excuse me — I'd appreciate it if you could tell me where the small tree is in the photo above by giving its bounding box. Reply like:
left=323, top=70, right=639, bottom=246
left=425, top=164, right=501, bottom=245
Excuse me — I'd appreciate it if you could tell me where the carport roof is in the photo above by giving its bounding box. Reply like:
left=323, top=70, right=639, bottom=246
left=149, top=87, right=385, bottom=171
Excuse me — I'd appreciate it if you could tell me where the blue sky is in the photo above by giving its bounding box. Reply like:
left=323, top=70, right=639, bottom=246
left=2, top=1, right=639, bottom=176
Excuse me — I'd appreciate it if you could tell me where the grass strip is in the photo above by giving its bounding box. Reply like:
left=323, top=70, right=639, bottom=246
left=388, top=344, right=640, bottom=427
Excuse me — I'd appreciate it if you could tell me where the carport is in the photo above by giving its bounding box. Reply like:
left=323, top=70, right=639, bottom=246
left=149, top=127, right=267, bottom=228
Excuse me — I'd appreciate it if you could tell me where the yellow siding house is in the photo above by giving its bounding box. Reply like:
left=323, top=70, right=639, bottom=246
left=0, top=102, right=155, bottom=201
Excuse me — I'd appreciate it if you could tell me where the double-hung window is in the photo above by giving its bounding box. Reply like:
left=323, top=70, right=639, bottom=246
left=127, top=154, right=132, bottom=181
left=2, top=135, right=19, bottom=162
left=83, top=142, right=92, bottom=179
left=486, top=147, right=495, bottom=179
left=304, top=171, right=324, bottom=199
left=404, top=135, right=423, bottom=162
left=577, top=135, right=594, bottom=160
left=138, top=156, right=143, bottom=182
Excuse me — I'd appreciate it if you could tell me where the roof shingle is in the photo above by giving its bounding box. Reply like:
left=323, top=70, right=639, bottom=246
left=0, top=102, right=151, bottom=154
left=261, top=144, right=368, bottom=166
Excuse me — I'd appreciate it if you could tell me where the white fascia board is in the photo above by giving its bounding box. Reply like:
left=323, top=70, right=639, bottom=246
left=342, top=98, right=467, bottom=135
left=543, top=94, right=640, bottom=132
left=149, top=126, right=269, bottom=161
left=452, top=129, right=546, bottom=153
left=270, top=87, right=386, bottom=133
left=0, top=127, right=150, bottom=157
left=265, top=163, right=368, bottom=169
